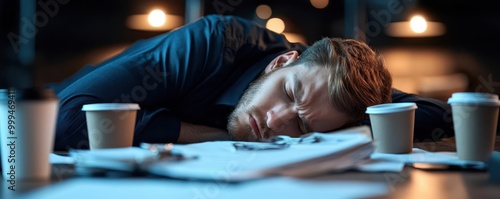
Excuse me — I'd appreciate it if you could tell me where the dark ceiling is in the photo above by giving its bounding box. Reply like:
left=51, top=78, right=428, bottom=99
left=2, top=0, right=499, bottom=73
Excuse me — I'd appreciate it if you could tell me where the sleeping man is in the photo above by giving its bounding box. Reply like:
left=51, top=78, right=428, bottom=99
left=51, top=14, right=454, bottom=151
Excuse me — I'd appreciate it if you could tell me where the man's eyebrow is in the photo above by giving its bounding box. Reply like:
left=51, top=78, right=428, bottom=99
left=293, top=74, right=313, bottom=133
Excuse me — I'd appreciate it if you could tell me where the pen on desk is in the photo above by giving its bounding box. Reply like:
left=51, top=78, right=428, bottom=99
left=140, top=143, right=198, bottom=161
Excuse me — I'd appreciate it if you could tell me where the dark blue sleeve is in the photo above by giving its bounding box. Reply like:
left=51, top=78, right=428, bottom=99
left=53, top=16, right=227, bottom=150
left=362, top=89, right=455, bottom=141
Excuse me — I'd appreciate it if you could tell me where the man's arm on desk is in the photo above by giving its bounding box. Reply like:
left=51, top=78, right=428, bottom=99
left=178, top=122, right=231, bottom=143
left=391, top=89, right=454, bottom=141
left=360, top=89, right=454, bottom=141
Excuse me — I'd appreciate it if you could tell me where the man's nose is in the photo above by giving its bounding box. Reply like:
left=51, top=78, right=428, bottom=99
left=266, top=105, right=296, bottom=132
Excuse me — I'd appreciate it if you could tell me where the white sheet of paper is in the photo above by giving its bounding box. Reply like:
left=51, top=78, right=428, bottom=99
left=63, top=126, right=374, bottom=181
left=146, top=130, right=373, bottom=181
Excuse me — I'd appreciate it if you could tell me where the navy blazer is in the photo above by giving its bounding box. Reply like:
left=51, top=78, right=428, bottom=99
left=51, top=15, right=454, bottom=151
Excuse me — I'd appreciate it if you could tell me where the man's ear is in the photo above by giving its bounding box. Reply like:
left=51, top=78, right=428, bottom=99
left=264, top=51, right=299, bottom=74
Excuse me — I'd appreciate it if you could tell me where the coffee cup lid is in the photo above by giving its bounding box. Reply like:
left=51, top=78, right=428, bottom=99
left=365, top=102, right=418, bottom=114
left=82, top=103, right=141, bottom=111
left=447, top=92, right=500, bottom=106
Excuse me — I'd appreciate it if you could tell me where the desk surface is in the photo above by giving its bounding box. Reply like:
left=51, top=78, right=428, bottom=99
left=2, top=137, right=500, bottom=199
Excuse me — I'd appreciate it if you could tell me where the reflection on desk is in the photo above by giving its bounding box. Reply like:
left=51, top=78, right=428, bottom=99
left=5, top=165, right=498, bottom=199
left=1, top=136, right=500, bottom=199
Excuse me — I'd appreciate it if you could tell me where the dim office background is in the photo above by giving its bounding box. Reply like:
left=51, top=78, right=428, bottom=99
left=1, top=0, right=499, bottom=127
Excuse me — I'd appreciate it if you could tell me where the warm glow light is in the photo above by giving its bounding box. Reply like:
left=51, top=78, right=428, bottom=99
left=310, top=0, right=329, bottom=9
left=282, top=32, right=306, bottom=44
left=126, top=13, right=183, bottom=31
left=385, top=21, right=446, bottom=37
left=256, top=4, right=272, bottom=19
left=381, top=47, right=464, bottom=95
left=266, top=18, right=285, bottom=33
left=410, top=15, right=427, bottom=33
left=148, top=9, right=166, bottom=27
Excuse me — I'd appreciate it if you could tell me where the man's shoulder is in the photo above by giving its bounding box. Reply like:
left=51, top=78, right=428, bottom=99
left=199, top=14, right=258, bottom=27
left=202, top=14, right=249, bottom=22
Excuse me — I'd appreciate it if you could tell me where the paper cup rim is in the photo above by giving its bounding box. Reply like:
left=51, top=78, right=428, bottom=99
left=365, top=102, right=418, bottom=114
left=447, top=92, right=500, bottom=106
left=82, top=103, right=141, bottom=111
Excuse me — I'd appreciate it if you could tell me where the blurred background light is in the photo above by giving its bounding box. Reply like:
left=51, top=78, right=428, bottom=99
left=147, top=9, right=166, bottom=27
left=385, top=14, right=446, bottom=37
left=310, top=0, right=329, bottom=9
left=126, top=8, right=183, bottom=31
left=256, top=4, right=272, bottom=19
left=266, top=17, right=285, bottom=33
left=410, top=15, right=427, bottom=33
left=282, top=32, right=306, bottom=44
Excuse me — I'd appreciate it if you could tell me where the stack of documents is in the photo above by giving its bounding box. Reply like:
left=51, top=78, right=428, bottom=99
left=70, top=126, right=375, bottom=181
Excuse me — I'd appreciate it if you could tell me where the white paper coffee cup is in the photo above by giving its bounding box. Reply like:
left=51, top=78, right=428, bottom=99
left=82, top=103, right=140, bottom=150
left=366, top=102, right=418, bottom=154
left=448, top=92, right=500, bottom=161
left=0, top=88, right=59, bottom=182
